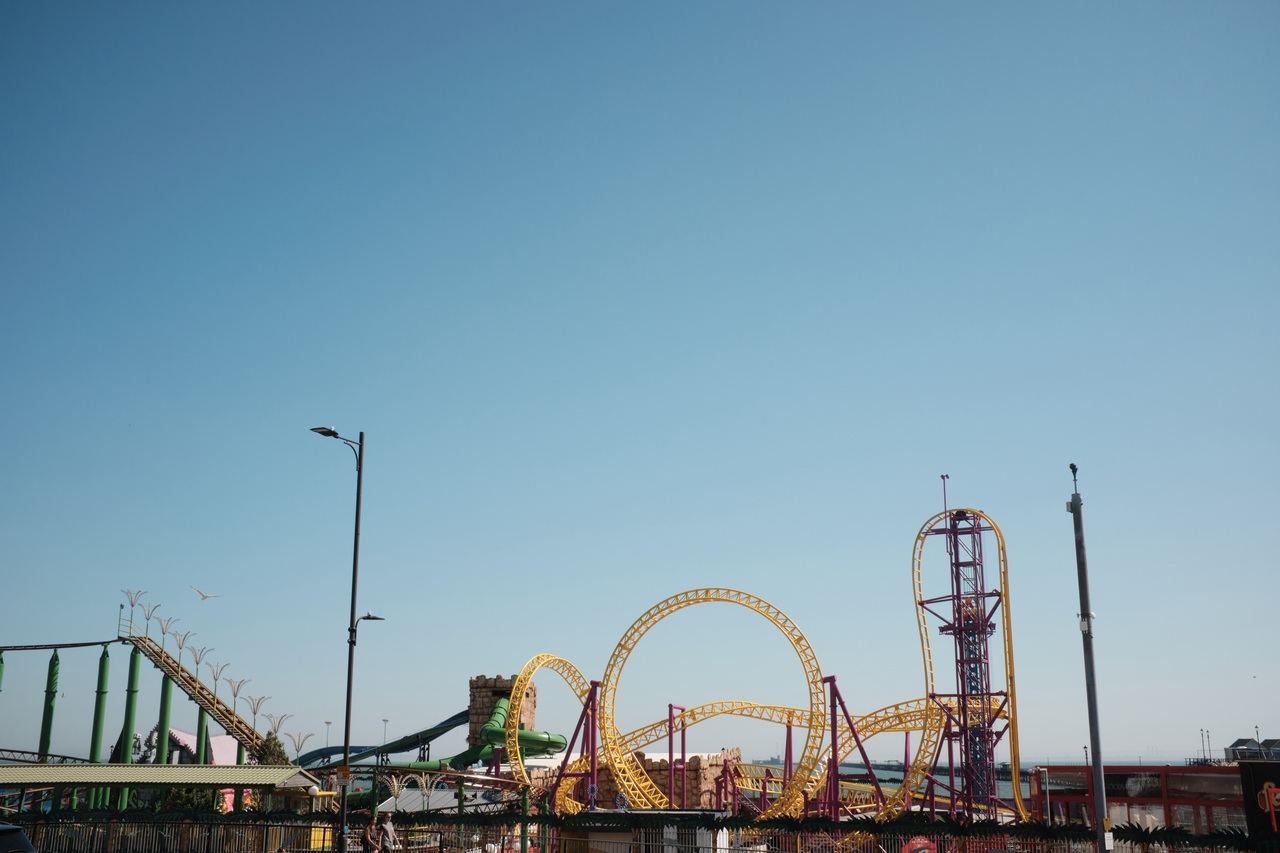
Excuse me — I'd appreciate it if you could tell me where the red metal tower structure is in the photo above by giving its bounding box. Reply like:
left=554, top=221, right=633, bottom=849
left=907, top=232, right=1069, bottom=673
left=918, top=508, right=1011, bottom=818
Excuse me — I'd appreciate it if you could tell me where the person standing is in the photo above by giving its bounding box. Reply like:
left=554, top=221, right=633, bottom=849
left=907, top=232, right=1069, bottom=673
left=379, top=812, right=398, bottom=852
left=363, top=815, right=381, bottom=853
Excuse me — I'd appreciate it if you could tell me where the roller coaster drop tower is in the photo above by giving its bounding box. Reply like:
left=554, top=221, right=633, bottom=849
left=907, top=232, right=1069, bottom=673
left=914, top=507, right=1022, bottom=819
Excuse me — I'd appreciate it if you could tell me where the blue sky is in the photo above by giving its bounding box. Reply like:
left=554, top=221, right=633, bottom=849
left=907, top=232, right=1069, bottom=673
left=2, top=2, right=1276, bottom=772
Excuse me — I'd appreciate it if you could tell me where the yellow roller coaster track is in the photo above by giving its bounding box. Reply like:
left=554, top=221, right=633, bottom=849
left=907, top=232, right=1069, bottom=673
left=505, top=653, right=593, bottom=790
left=507, top=510, right=1027, bottom=824
left=597, top=589, right=826, bottom=819
left=912, top=508, right=1029, bottom=821
left=507, top=589, right=947, bottom=820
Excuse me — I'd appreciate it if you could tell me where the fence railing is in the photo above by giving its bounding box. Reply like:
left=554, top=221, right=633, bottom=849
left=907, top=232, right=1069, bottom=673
left=8, top=816, right=1268, bottom=853
left=13, top=815, right=332, bottom=853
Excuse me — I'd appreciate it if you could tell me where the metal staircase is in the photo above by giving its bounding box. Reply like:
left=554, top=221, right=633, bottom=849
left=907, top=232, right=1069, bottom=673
left=119, top=629, right=264, bottom=754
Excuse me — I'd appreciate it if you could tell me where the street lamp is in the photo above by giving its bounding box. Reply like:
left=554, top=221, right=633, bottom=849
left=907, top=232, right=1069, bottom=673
left=1069, top=465, right=1108, bottom=852
left=312, top=426, right=379, bottom=853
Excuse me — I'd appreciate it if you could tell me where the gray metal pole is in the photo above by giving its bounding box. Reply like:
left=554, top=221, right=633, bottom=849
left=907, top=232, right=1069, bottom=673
left=1069, top=464, right=1110, bottom=852
left=340, top=431, right=364, bottom=853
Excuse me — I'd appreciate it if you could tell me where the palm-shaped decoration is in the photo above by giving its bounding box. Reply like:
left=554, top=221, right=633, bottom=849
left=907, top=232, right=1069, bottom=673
left=266, top=712, right=293, bottom=736
left=207, top=662, right=229, bottom=705
left=190, top=646, right=212, bottom=673
left=246, top=695, right=270, bottom=733
left=286, top=731, right=313, bottom=761
left=156, top=616, right=178, bottom=653
left=172, top=630, right=194, bottom=671
left=225, top=677, right=250, bottom=718
left=122, top=589, right=146, bottom=631
left=141, top=603, right=161, bottom=636
left=387, top=773, right=409, bottom=810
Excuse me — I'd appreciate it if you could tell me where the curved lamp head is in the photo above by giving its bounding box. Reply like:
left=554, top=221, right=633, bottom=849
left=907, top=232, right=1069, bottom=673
left=360, top=612, right=385, bottom=622
left=311, top=427, right=340, bottom=437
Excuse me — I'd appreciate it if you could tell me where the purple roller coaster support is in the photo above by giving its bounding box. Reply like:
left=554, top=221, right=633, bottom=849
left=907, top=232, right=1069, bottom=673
left=824, top=676, right=884, bottom=817
left=548, top=680, right=600, bottom=811
left=921, top=509, right=1002, bottom=818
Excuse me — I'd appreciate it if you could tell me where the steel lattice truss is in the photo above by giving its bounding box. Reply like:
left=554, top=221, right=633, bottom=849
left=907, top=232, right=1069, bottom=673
left=504, top=516, right=1029, bottom=824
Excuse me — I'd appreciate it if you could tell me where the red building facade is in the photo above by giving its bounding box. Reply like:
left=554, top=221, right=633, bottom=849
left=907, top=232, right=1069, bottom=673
left=1030, top=764, right=1247, bottom=833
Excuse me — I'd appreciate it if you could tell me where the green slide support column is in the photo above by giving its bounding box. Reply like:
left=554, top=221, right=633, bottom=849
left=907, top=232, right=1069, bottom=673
left=156, top=676, right=173, bottom=764
left=456, top=780, right=465, bottom=850
left=117, top=645, right=141, bottom=811
left=88, top=645, right=111, bottom=809
left=38, top=650, right=60, bottom=760
left=196, top=708, right=208, bottom=764
left=520, top=787, right=529, bottom=853
left=540, top=795, right=550, bottom=853
left=234, top=743, right=245, bottom=810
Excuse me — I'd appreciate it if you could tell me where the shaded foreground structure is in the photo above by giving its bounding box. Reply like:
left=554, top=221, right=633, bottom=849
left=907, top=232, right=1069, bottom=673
left=7, top=807, right=1280, bottom=853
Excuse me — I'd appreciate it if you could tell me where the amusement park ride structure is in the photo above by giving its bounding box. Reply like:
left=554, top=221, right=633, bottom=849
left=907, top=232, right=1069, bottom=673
left=490, top=502, right=1029, bottom=823
left=1, top=507, right=1030, bottom=824
left=435, top=505, right=1029, bottom=823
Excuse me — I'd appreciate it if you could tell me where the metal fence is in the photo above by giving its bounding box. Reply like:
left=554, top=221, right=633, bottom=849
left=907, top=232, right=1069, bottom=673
left=12, top=816, right=332, bottom=853
left=7, top=818, right=1264, bottom=853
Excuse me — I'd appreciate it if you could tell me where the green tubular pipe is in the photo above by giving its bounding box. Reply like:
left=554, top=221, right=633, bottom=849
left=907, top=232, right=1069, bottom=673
left=89, top=645, right=111, bottom=810
left=117, top=646, right=141, bottom=810
left=402, top=743, right=490, bottom=772
left=481, top=698, right=567, bottom=756
left=196, top=709, right=209, bottom=764
left=396, top=698, right=567, bottom=773
left=479, top=697, right=511, bottom=741
left=234, top=743, right=245, bottom=811
left=89, top=645, right=110, bottom=760
left=156, top=677, right=173, bottom=764
left=521, top=787, right=529, bottom=853
left=38, top=650, right=59, bottom=760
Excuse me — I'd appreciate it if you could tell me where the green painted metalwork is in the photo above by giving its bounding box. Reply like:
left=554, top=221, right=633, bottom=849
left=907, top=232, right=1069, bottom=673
left=157, top=677, right=173, bottom=764
left=89, top=644, right=111, bottom=809
left=196, top=708, right=209, bottom=764
left=38, top=650, right=59, bottom=760
left=117, top=645, right=141, bottom=810
left=520, top=786, right=529, bottom=853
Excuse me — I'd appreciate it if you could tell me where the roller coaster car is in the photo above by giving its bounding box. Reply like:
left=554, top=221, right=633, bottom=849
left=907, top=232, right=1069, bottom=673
left=0, top=824, right=36, bottom=853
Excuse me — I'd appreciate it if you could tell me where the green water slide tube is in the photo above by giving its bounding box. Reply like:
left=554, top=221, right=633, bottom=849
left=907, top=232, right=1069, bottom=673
left=400, top=697, right=567, bottom=772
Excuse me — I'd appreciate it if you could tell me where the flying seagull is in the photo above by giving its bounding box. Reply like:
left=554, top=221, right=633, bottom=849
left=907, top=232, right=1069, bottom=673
left=191, top=586, right=221, bottom=601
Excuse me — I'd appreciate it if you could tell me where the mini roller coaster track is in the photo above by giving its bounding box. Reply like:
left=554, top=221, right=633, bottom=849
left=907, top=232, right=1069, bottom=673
left=0, top=625, right=265, bottom=764
left=500, top=508, right=1029, bottom=824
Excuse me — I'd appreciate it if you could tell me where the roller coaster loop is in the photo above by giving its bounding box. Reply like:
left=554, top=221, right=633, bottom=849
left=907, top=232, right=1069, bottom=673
left=505, top=510, right=1029, bottom=824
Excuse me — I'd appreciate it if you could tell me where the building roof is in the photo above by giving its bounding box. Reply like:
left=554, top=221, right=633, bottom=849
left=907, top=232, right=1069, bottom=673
left=0, top=764, right=318, bottom=789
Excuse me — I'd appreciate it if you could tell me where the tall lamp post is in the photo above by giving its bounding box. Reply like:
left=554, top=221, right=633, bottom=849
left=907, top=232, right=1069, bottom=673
left=312, top=427, right=379, bottom=853
left=1068, top=464, right=1110, bottom=853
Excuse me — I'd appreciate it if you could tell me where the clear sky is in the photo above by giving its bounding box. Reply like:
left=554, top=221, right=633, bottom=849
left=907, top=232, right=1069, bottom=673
left=2, top=2, right=1276, bottom=772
